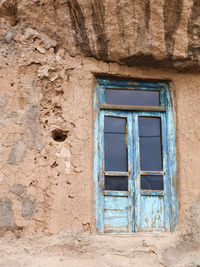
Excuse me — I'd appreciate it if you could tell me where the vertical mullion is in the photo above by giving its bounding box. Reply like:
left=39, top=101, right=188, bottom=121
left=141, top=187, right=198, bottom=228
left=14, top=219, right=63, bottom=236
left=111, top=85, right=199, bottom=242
left=162, top=113, right=171, bottom=231
left=166, top=85, right=178, bottom=231
left=99, top=85, right=106, bottom=104
left=133, top=113, right=140, bottom=232
left=160, top=87, right=166, bottom=107
left=127, top=113, right=134, bottom=232
left=98, top=111, right=105, bottom=233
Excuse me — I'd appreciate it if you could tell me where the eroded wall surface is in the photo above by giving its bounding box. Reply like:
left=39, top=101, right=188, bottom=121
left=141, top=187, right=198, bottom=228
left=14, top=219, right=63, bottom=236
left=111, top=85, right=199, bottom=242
left=1, top=0, right=200, bottom=70
left=0, top=0, right=200, bottom=238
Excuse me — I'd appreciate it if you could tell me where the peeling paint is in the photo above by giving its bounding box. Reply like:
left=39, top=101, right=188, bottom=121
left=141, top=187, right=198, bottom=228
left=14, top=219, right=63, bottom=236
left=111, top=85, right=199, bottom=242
left=94, top=78, right=177, bottom=233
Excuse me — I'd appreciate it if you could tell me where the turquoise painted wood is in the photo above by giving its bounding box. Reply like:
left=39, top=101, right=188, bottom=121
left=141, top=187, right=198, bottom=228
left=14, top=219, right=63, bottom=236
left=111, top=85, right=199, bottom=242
left=139, top=196, right=164, bottom=229
left=104, top=196, right=129, bottom=210
left=104, top=209, right=128, bottom=218
left=93, top=77, right=177, bottom=233
left=104, top=217, right=128, bottom=233
left=104, top=196, right=129, bottom=233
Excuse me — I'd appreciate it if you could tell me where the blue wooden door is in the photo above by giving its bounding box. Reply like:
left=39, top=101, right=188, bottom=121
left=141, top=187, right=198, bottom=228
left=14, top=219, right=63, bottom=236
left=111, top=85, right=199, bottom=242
left=134, top=112, right=170, bottom=232
left=98, top=111, right=169, bottom=233
left=99, top=111, right=134, bottom=233
left=94, top=77, right=178, bottom=233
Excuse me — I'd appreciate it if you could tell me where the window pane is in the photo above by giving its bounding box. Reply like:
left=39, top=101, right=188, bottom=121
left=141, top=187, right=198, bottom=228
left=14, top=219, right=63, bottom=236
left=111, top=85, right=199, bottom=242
left=105, top=176, right=128, bottom=191
left=139, top=117, right=162, bottom=171
left=104, top=116, right=128, bottom=171
left=106, top=89, right=160, bottom=106
left=141, top=175, right=163, bottom=190
left=105, top=116, right=126, bottom=133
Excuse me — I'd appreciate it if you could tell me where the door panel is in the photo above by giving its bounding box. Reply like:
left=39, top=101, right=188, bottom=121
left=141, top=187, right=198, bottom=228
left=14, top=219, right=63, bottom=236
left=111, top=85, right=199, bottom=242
left=104, top=209, right=128, bottom=218
left=99, top=111, right=134, bottom=233
left=99, top=111, right=169, bottom=233
left=139, top=195, right=164, bottom=230
left=104, top=217, right=128, bottom=233
left=104, top=196, right=129, bottom=210
left=94, top=79, right=177, bottom=234
left=136, top=113, right=168, bottom=232
left=104, top=196, right=129, bottom=233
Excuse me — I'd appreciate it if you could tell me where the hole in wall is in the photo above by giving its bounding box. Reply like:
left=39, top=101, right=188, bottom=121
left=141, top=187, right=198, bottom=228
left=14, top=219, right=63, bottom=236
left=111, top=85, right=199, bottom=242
left=52, top=129, right=68, bottom=142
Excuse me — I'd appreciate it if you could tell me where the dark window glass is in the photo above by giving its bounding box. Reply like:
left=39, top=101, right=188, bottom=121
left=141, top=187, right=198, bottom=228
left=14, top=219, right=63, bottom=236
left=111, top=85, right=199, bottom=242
left=105, top=176, right=128, bottom=191
left=141, top=175, right=163, bottom=190
left=139, top=117, right=162, bottom=171
left=104, top=116, right=128, bottom=171
left=106, top=89, right=160, bottom=106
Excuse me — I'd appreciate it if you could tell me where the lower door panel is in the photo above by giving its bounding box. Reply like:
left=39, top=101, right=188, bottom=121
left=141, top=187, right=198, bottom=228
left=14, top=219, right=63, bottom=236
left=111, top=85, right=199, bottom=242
left=104, top=196, right=128, bottom=233
left=139, top=195, right=165, bottom=231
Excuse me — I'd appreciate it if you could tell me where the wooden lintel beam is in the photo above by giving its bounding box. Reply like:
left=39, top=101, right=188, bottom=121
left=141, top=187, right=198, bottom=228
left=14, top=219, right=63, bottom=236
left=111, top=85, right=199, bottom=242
left=100, top=104, right=166, bottom=112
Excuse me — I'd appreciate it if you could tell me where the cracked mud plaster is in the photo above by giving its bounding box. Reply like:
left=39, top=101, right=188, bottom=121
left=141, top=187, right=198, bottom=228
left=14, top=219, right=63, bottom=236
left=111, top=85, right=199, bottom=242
left=0, top=1, right=199, bottom=245
left=0, top=34, right=200, bottom=237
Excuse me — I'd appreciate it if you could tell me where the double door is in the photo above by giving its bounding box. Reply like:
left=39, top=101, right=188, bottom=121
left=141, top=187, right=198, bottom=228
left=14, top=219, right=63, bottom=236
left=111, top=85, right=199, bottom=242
left=98, top=110, right=170, bottom=233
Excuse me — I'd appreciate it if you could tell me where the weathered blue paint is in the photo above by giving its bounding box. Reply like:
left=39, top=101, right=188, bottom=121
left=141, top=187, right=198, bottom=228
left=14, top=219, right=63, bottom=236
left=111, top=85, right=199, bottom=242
left=104, top=191, right=129, bottom=197
left=104, top=209, right=128, bottom=218
left=104, top=217, right=128, bottom=233
left=104, top=194, right=129, bottom=232
left=165, top=85, right=178, bottom=231
left=96, top=77, right=166, bottom=89
left=133, top=113, right=140, bottom=232
left=127, top=113, right=134, bottom=232
left=93, top=81, right=100, bottom=232
left=104, top=196, right=128, bottom=210
left=105, top=171, right=129, bottom=176
left=93, top=77, right=178, bottom=233
left=162, top=112, right=171, bottom=231
left=141, top=190, right=164, bottom=196
left=139, top=196, right=164, bottom=229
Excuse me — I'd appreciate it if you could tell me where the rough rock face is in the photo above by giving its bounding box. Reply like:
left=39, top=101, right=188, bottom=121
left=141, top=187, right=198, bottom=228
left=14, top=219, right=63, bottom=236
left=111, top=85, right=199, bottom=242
left=0, top=0, right=200, bottom=70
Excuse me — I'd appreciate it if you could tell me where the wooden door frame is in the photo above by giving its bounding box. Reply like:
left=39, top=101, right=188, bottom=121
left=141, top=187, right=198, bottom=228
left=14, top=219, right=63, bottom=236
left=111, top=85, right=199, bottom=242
left=93, top=76, right=178, bottom=233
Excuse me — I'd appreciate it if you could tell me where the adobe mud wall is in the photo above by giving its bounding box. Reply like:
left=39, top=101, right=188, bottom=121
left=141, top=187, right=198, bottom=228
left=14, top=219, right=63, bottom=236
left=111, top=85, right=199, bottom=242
left=0, top=0, right=200, bottom=239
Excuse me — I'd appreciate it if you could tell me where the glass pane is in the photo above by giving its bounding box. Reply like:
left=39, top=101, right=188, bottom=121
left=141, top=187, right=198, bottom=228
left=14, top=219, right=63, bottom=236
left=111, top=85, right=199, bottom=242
left=104, top=116, right=128, bottom=171
left=105, top=176, right=128, bottom=191
left=105, top=116, right=126, bottom=133
left=141, top=175, right=163, bottom=190
left=139, top=117, right=162, bottom=171
left=106, top=89, right=160, bottom=106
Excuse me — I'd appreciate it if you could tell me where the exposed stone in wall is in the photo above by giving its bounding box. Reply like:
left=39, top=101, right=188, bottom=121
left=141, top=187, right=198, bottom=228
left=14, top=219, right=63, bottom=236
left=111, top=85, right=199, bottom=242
left=0, top=199, right=16, bottom=229
left=21, top=197, right=37, bottom=220
left=187, top=195, right=200, bottom=242
left=25, top=104, right=43, bottom=151
left=8, top=140, right=26, bottom=164
left=10, top=184, right=26, bottom=196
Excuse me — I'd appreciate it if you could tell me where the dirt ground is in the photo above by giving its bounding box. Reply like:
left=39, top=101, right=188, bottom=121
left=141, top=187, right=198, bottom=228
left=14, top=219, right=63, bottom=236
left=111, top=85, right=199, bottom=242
left=0, top=231, right=199, bottom=267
